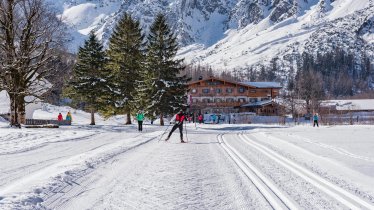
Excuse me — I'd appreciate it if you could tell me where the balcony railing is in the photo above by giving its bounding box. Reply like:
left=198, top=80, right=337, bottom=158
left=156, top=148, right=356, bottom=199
left=190, top=102, right=243, bottom=107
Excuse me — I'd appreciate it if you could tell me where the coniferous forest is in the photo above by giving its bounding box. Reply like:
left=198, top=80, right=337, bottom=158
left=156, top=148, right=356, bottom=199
left=64, top=13, right=188, bottom=126
left=185, top=48, right=373, bottom=101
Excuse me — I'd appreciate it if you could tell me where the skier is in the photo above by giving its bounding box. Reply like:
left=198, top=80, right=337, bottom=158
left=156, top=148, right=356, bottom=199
left=66, top=112, right=72, bottom=121
left=57, top=113, right=63, bottom=121
left=211, top=114, right=217, bottom=124
left=188, top=115, right=192, bottom=123
left=165, top=109, right=186, bottom=143
left=313, top=113, right=319, bottom=127
left=136, top=110, right=145, bottom=132
left=198, top=114, right=203, bottom=124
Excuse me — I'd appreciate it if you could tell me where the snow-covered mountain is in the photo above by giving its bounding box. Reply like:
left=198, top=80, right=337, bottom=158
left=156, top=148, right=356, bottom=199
left=50, top=0, right=374, bottom=72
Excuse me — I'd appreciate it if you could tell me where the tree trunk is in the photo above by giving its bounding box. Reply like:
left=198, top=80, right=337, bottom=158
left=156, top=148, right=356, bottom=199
left=17, top=95, right=26, bottom=125
left=306, top=99, right=311, bottom=114
left=160, top=113, right=164, bottom=126
left=90, top=109, right=95, bottom=125
left=125, top=112, right=131, bottom=125
left=10, top=94, right=18, bottom=127
left=9, top=94, right=25, bottom=127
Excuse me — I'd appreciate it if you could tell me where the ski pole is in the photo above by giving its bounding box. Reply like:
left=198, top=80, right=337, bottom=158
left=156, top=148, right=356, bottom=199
left=159, top=123, right=171, bottom=142
left=184, top=121, right=189, bottom=142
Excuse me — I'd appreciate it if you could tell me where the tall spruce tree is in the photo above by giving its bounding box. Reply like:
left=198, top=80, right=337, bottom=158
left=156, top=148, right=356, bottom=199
left=66, top=31, right=109, bottom=125
left=146, top=14, right=189, bottom=126
left=130, top=73, right=153, bottom=121
left=106, top=13, right=144, bottom=124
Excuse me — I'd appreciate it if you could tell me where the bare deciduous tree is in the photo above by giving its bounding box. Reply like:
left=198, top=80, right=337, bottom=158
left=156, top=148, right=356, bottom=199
left=296, top=69, right=324, bottom=114
left=0, top=0, right=65, bottom=126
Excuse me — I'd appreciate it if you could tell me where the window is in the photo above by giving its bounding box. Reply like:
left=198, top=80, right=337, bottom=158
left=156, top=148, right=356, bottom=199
left=214, top=98, right=222, bottom=103
left=191, top=89, right=197, bottom=93
left=226, top=88, right=233, bottom=93
left=192, top=99, right=199, bottom=103
left=250, top=90, right=256, bottom=93
left=238, top=87, right=246, bottom=93
left=238, top=98, right=246, bottom=103
left=226, top=98, right=234, bottom=102
left=215, top=88, right=222, bottom=93
left=202, top=89, right=210, bottom=94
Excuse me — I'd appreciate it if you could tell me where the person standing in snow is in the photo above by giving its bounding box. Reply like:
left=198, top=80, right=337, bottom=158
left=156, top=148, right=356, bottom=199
left=66, top=112, right=72, bottom=122
left=165, top=110, right=186, bottom=143
left=313, top=113, right=319, bottom=127
left=136, top=110, right=145, bottom=132
left=211, top=114, right=217, bottom=124
left=57, top=113, right=63, bottom=121
left=198, top=114, right=203, bottom=124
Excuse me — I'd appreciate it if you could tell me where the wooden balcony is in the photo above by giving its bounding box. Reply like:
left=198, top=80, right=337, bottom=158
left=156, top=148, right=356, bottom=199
left=190, top=92, right=278, bottom=98
left=190, top=102, right=243, bottom=107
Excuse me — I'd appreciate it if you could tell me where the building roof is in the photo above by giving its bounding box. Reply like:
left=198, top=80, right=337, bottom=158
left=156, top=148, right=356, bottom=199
left=321, top=99, right=374, bottom=111
left=239, top=82, right=282, bottom=88
left=241, top=100, right=273, bottom=108
left=188, top=77, right=237, bottom=86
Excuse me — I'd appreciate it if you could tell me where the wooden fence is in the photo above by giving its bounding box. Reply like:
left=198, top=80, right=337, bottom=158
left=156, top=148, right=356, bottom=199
left=25, top=119, right=71, bottom=126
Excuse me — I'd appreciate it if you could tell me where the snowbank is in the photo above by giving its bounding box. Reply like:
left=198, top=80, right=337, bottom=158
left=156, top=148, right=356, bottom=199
left=0, top=91, right=10, bottom=114
left=33, top=103, right=121, bottom=125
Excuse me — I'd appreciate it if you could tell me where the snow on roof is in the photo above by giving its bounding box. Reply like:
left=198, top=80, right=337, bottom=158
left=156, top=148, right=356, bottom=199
left=322, top=99, right=374, bottom=111
left=240, top=82, right=282, bottom=88
left=241, top=99, right=273, bottom=108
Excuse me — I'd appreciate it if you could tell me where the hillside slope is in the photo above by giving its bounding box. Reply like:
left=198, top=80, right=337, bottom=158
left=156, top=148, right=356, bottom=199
left=50, top=0, right=374, bottom=75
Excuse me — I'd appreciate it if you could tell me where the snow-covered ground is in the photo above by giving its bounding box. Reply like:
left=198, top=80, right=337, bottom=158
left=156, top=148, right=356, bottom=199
left=33, top=103, right=126, bottom=125
left=0, top=121, right=373, bottom=209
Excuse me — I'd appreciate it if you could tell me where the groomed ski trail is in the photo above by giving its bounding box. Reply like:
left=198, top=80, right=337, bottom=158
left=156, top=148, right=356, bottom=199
left=40, top=131, right=272, bottom=210
left=217, top=133, right=298, bottom=210
left=238, top=133, right=374, bottom=209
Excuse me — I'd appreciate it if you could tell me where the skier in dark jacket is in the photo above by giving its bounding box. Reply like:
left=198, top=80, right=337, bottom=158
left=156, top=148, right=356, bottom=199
left=313, top=113, right=319, bottom=127
left=165, top=110, right=186, bottom=143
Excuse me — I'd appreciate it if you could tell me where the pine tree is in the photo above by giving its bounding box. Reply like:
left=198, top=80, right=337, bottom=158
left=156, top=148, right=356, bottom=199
left=130, top=72, right=152, bottom=119
left=145, top=14, right=189, bottom=126
left=106, top=13, right=144, bottom=124
left=66, top=31, right=109, bottom=125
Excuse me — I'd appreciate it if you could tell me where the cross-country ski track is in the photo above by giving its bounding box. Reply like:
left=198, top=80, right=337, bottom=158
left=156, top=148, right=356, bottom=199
left=0, top=124, right=373, bottom=209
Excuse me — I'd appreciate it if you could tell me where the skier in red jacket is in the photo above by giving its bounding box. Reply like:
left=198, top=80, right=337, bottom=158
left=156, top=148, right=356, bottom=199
left=165, top=110, right=186, bottom=143
left=57, top=113, right=63, bottom=121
